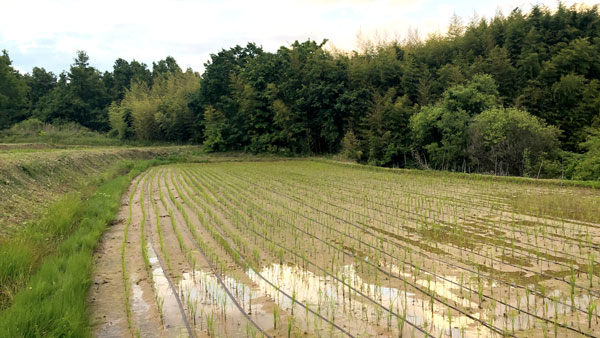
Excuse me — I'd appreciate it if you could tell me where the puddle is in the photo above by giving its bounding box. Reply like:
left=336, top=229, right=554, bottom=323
left=134, top=250, right=595, bottom=337
left=177, top=269, right=275, bottom=337
left=146, top=245, right=190, bottom=337
left=131, top=275, right=150, bottom=313
left=248, top=263, right=477, bottom=337
left=247, top=263, right=598, bottom=337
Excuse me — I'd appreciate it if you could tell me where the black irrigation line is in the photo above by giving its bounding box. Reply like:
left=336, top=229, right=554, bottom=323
left=122, top=172, right=147, bottom=335
left=200, top=167, right=600, bottom=322
left=265, top=163, right=600, bottom=236
left=266, top=164, right=506, bottom=215
left=190, top=168, right=599, bottom=338
left=318, top=168, right=600, bottom=236
left=164, top=168, right=357, bottom=338
left=158, top=168, right=274, bottom=338
left=328, top=163, right=600, bottom=229
left=282, top=162, right=504, bottom=205
left=242, top=166, right=600, bottom=260
left=222, top=167, right=600, bottom=298
left=184, top=168, right=560, bottom=338
left=308, top=175, right=600, bottom=254
left=252, top=172, right=600, bottom=284
left=142, top=171, right=195, bottom=337
left=173, top=169, right=432, bottom=338
left=280, top=168, right=600, bottom=251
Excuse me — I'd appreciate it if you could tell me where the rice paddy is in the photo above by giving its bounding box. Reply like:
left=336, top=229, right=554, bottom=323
left=90, top=160, right=600, bottom=337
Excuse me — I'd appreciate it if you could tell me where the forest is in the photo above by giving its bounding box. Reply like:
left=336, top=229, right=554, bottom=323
left=1, top=3, right=599, bottom=180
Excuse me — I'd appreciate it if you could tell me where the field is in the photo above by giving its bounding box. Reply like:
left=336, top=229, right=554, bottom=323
left=90, top=160, right=600, bottom=338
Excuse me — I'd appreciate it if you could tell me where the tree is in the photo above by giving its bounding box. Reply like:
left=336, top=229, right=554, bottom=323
left=196, top=43, right=264, bottom=149
left=109, top=70, right=199, bottom=141
left=363, top=90, right=416, bottom=166
left=410, top=75, right=499, bottom=170
left=448, top=13, right=465, bottom=39
left=274, top=39, right=346, bottom=153
left=573, top=128, right=600, bottom=180
left=66, top=51, right=111, bottom=130
left=341, top=129, right=362, bottom=161
left=36, top=51, right=110, bottom=130
left=109, top=58, right=151, bottom=101
left=152, top=56, right=182, bottom=79
left=152, top=70, right=200, bottom=141
left=472, top=46, right=517, bottom=103
left=0, top=50, right=29, bottom=129
left=203, top=106, right=228, bottom=151
left=24, top=67, right=56, bottom=108
left=468, top=107, right=560, bottom=176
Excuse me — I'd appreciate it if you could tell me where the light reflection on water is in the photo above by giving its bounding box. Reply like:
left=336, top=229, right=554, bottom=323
left=249, top=263, right=477, bottom=337
left=134, top=247, right=595, bottom=338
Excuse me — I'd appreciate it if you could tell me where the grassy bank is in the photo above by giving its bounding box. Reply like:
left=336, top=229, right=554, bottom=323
left=0, top=148, right=276, bottom=337
left=0, top=158, right=176, bottom=337
left=0, top=146, right=196, bottom=236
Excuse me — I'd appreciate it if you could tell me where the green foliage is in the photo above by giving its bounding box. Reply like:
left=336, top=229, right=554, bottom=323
left=340, top=129, right=362, bottom=161
left=34, top=51, right=110, bottom=131
left=468, top=107, right=560, bottom=176
left=410, top=75, right=499, bottom=170
left=0, top=119, right=119, bottom=146
left=203, top=106, right=228, bottom=152
left=24, top=67, right=56, bottom=108
left=2, top=4, right=600, bottom=180
left=363, top=90, right=415, bottom=166
left=0, top=159, right=173, bottom=337
left=574, top=128, right=600, bottom=180
left=0, top=50, right=29, bottom=129
left=109, top=70, right=200, bottom=141
left=107, top=58, right=152, bottom=102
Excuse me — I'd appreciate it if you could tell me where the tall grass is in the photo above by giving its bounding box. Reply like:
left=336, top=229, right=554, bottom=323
left=0, top=158, right=174, bottom=337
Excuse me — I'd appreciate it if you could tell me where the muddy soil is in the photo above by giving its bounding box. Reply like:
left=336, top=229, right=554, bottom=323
left=90, top=162, right=600, bottom=338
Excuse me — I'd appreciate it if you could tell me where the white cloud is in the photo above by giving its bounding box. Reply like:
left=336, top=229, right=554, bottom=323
left=0, top=0, right=591, bottom=74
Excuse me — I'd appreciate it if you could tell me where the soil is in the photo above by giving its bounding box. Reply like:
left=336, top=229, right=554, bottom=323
left=90, top=161, right=600, bottom=338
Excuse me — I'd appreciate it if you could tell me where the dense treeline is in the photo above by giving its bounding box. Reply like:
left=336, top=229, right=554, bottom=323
left=1, top=3, right=599, bottom=179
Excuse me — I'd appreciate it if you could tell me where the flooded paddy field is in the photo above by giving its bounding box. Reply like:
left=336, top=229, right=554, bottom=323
left=89, top=160, right=600, bottom=337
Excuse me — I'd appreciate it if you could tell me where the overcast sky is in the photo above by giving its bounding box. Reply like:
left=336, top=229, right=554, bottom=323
left=0, top=0, right=588, bottom=75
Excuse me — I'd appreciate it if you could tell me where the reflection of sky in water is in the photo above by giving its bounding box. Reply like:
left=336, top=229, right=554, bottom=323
left=141, top=241, right=596, bottom=337
left=146, top=244, right=190, bottom=336
left=250, top=263, right=480, bottom=337
left=251, top=263, right=596, bottom=337
left=176, top=268, right=275, bottom=337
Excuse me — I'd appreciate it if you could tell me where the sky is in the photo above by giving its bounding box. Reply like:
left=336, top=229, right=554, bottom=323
left=0, top=0, right=590, bottom=75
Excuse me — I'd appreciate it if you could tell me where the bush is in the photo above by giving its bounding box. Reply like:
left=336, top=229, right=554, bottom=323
left=468, top=107, right=560, bottom=176
left=573, top=128, right=600, bottom=180
left=340, top=130, right=362, bottom=161
left=8, top=119, right=45, bottom=136
left=0, top=119, right=120, bottom=146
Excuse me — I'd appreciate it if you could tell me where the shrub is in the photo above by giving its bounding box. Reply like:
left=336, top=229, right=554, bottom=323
left=341, top=130, right=362, bottom=161
left=468, top=107, right=560, bottom=176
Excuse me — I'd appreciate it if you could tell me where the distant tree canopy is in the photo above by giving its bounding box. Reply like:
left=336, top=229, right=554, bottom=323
left=2, top=3, right=600, bottom=179
left=0, top=50, right=29, bottom=129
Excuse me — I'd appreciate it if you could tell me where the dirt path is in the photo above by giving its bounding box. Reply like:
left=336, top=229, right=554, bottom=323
left=88, top=187, right=131, bottom=337
left=90, top=172, right=165, bottom=338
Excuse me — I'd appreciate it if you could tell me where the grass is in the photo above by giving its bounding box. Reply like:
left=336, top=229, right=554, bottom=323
left=0, top=158, right=178, bottom=337
left=0, top=145, right=197, bottom=235
left=121, top=172, right=143, bottom=333
left=1, top=154, right=599, bottom=337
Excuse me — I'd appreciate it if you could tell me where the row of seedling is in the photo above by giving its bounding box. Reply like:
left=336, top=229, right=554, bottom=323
left=195, top=164, right=596, bottom=336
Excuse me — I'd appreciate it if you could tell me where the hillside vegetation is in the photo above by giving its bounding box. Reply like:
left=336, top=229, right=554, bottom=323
left=1, top=4, right=599, bottom=181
